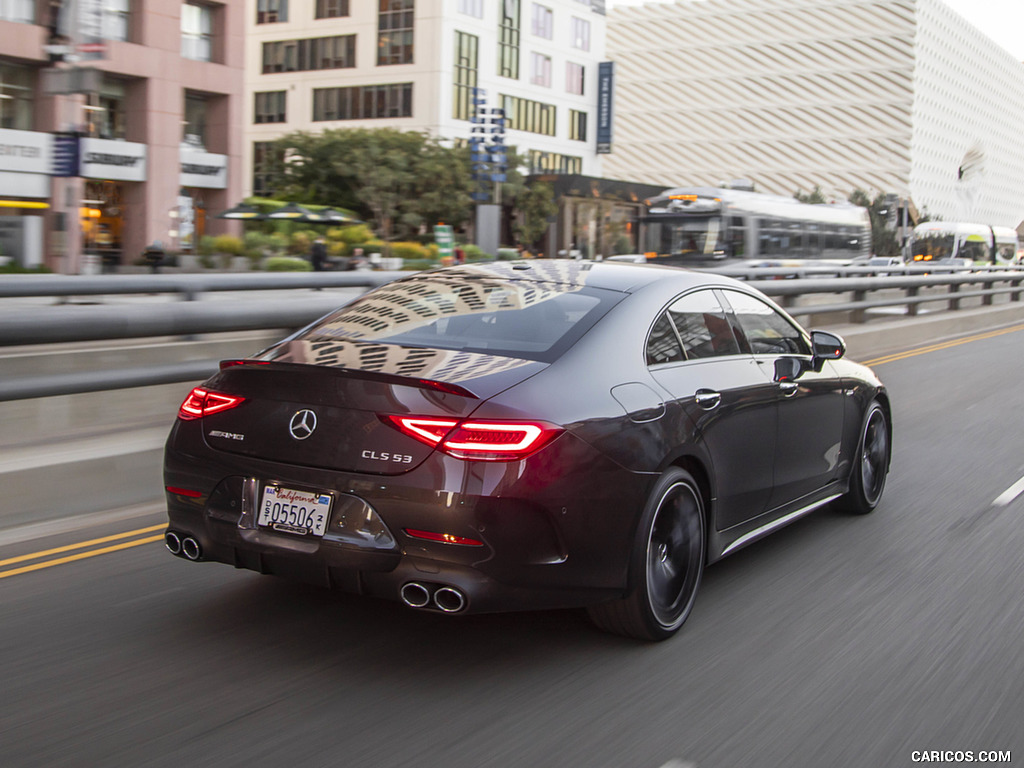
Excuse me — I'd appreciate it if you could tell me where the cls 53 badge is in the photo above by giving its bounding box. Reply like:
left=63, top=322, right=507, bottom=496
left=362, top=450, right=413, bottom=464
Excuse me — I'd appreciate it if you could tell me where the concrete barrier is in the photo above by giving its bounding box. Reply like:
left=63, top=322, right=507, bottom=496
left=3, top=304, right=1024, bottom=531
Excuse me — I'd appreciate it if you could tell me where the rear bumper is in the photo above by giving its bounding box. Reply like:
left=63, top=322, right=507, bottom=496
left=163, top=425, right=652, bottom=614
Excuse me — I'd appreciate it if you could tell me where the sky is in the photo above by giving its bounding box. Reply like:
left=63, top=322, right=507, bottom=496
left=606, top=0, right=1024, bottom=61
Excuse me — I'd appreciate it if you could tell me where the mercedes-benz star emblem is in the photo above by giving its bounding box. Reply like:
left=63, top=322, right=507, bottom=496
left=289, top=409, right=317, bottom=440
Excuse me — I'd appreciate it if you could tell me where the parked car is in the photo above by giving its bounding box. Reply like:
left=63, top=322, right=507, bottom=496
left=163, top=261, right=891, bottom=641
left=867, top=256, right=905, bottom=275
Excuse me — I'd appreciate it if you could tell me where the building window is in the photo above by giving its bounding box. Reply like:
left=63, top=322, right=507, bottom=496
left=378, top=0, right=414, bottom=66
left=315, top=0, right=349, bottom=19
left=183, top=91, right=208, bottom=147
left=566, top=62, right=584, bottom=95
left=500, top=94, right=555, bottom=136
left=531, top=4, right=552, bottom=38
left=253, top=141, right=282, bottom=196
left=85, top=79, right=127, bottom=140
left=254, top=91, right=287, bottom=123
left=181, top=3, right=213, bottom=62
left=261, top=36, right=356, bottom=73
left=457, top=0, right=482, bottom=18
left=257, top=0, right=288, bottom=24
left=0, top=62, right=33, bottom=130
left=498, top=0, right=520, bottom=79
left=570, top=16, right=590, bottom=51
left=313, top=83, right=413, bottom=121
left=0, top=0, right=33, bottom=23
left=528, top=150, right=581, bottom=175
left=453, top=31, right=478, bottom=120
left=530, top=52, right=551, bottom=87
left=569, top=109, right=586, bottom=141
left=103, top=0, right=131, bottom=42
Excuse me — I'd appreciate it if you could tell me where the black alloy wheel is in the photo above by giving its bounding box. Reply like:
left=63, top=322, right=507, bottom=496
left=588, top=468, right=706, bottom=641
left=838, top=401, right=890, bottom=515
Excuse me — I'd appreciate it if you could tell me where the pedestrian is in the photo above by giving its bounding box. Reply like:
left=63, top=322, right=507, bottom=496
left=143, top=240, right=165, bottom=273
left=311, top=237, right=329, bottom=271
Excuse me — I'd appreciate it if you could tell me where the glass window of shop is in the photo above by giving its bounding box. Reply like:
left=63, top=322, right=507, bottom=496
left=82, top=181, right=124, bottom=258
left=0, top=0, right=34, bottom=23
left=183, top=92, right=208, bottom=148
left=181, top=3, right=213, bottom=62
left=85, top=79, right=127, bottom=140
left=0, top=62, right=33, bottom=130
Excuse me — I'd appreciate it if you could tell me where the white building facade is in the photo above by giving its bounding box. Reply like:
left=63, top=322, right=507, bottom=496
left=605, top=0, right=1024, bottom=228
left=245, top=0, right=609, bottom=197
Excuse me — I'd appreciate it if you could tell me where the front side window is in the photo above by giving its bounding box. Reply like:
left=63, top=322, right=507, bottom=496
left=570, top=16, right=589, bottom=51
left=378, top=0, right=414, bottom=65
left=722, top=291, right=809, bottom=355
left=666, top=290, right=740, bottom=359
left=181, top=3, right=213, bottom=61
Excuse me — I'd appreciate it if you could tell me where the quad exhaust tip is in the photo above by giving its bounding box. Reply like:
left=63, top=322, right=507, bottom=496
left=167, top=531, right=202, bottom=561
left=399, top=582, right=467, bottom=613
left=164, top=531, right=182, bottom=555
left=181, top=537, right=202, bottom=561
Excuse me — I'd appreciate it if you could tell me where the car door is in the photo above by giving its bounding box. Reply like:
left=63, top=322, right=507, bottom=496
left=647, top=289, right=779, bottom=531
left=721, top=289, right=846, bottom=510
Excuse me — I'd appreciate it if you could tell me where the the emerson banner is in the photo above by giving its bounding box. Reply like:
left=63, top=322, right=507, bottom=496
left=596, top=61, right=614, bottom=154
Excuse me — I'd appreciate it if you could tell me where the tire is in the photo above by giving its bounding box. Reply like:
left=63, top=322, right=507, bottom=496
left=837, top=400, right=890, bottom=515
left=588, top=468, right=706, bottom=641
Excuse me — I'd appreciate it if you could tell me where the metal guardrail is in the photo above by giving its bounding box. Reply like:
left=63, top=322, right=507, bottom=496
left=1, top=265, right=1022, bottom=401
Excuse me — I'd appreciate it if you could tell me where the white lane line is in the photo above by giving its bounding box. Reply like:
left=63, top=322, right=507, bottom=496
left=993, top=476, right=1024, bottom=507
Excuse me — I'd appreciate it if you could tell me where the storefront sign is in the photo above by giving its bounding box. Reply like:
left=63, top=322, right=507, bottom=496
left=0, top=129, right=53, bottom=175
left=179, top=148, right=227, bottom=189
left=80, top=138, right=147, bottom=182
left=596, top=62, right=615, bottom=155
left=0, top=129, right=53, bottom=199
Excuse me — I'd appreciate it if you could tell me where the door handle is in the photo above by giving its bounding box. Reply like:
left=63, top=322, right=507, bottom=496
left=778, top=381, right=799, bottom=396
left=695, top=389, right=721, bottom=410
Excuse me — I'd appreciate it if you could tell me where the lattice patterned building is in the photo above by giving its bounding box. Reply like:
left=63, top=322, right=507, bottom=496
left=604, top=0, right=1024, bottom=227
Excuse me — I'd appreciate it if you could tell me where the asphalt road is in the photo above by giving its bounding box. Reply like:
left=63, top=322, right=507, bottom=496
left=2, top=325, right=1023, bottom=768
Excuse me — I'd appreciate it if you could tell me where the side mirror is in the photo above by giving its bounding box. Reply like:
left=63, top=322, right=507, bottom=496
left=774, top=356, right=804, bottom=382
left=810, top=330, right=846, bottom=361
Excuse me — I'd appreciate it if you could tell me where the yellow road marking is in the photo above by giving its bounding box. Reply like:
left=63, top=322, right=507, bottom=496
left=0, top=535, right=165, bottom=580
left=0, top=524, right=167, bottom=568
left=863, top=322, right=1024, bottom=367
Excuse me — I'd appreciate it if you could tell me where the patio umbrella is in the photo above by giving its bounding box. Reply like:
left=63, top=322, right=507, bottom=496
left=215, top=202, right=265, bottom=220
left=318, top=207, right=363, bottom=225
left=266, top=202, right=322, bottom=223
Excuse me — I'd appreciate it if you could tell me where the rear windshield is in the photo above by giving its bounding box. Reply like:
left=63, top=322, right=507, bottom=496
left=292, top=274, right=624, bottom=363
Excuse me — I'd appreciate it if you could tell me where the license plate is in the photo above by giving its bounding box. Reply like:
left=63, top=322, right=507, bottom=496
left=258, top=485, right=332, bottom=537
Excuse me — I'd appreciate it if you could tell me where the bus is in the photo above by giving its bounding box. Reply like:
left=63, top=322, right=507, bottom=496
left=639, top=185, right=871, bottom=268
left=909, top=222, right=1020, bottom=266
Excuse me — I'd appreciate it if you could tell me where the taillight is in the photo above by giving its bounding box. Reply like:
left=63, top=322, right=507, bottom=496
left=383, top=415, right=561, bottom=461
left=178, top=387, right=245, bottom=420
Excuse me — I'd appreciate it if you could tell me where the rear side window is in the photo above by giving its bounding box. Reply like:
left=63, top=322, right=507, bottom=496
left=666, top=290, right=741, bottom=359
left=646, top=313, right=684, bottom=365
left=722, top=290, right=809, bottom=355
left=294, top=274, right=623, bottom=362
